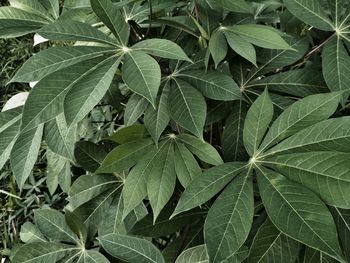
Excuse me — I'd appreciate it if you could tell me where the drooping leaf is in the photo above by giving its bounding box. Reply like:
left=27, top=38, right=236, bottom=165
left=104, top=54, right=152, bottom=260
left=168, top=79, right=207, bottom=139
left=209, top=30, right=228, bottom=68
left=257, top=167, right=344, bottom=262
left=172, top=162, right=246, bottom=217
left=204, top=172, right=254, bottom=262
left=99, top=234, right=165, bottom=263
left=243, top=89, right=274, bottom=156
left=122, top=51, right=161, bottom=107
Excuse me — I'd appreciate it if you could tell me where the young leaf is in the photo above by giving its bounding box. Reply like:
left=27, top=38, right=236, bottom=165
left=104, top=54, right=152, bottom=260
left=204, top=172, right=254, bottom=263
left=172, top=162, right=246, bottom=217
left=168, top=79, right=207, bottom=139
left=243, top=89, right=274, bottom=156
left=132, top=39, right=191, bottom=61
left=122, top=51, right=161, bottom=107
left=99, top=234, right=165, bottom=263
left=10, top=124, right=43, bottom=189
left=91, top=0, right=130, bottom=45
left=257, top=167, right=344, bottom=262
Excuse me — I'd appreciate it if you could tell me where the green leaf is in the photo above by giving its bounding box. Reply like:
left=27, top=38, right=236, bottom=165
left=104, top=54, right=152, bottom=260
left=132, top=39, right=191, bottom=61
left=178, top=134, right=223, bottom=165
left=224, top=31, right=257, bottom=66
left=91, top=0, right=129, bottom=45
left=172, top=162, right=246, bottom=217
left=147, top=140, right=176, bottom=221
left=21, top=56, right=110, bottom=132
left=10, top=125, right=43, bottom=189
left=124, top=94, right=149, bottom=126
left=12, top=242, right=78, bottom=263
left=97, top=138, right=154, bottom=173
left=122, top=51, right=161, bottom=107
left=175, top=245, right=208, bottom=263
left=69, top=174, right=117, bottom=209
left=330, top=207, right=350, bottom=262
left=38, top=20, right=118, bottom=46
left=205, top=172, right=253, bottom=262
left=99, top=234, right=165, bottom=263
left=247, top=219, right=300, bottom=263
left=263, top=117, right=350, bottom=156
left=257, top=167, right=344, bottom=262
left=34, top=209, right=78, bottom=243
left=64, top=56, right=120, bottom=127
left=178, top=70, right=241, bottom=101
left=10, top=46, right=115, bottom=83
left=322, top=37, right=350, bottom=95
left=40, top=0, right=60, bottom=19
left=144, top=85, right=170, bottom=145
left=283, top=0, right=334, bottom=31
left=225, top=25, right=292, bottom=50
left=263, top=152, right=350, bottom=208
left=108, top=124, right=149, bottom=144
left=243, top=89, right=274, bottom=156
left=168, top=79, right=207, bottom=139
left=74, top=141, right=107, bottom=172
left=9, top=0, right=52, bottom=20
left=259, top=92, right=340, bottom=151
left=46, top=149, right=71, bottom=194
left=174, top=141, right=201, bottom=188
left=209, top=30, right=227, bottom=68
left=222, top=101, right=249, bottom=162
left=77, top=251, right=110, bottom=263
left=0, top=7, right=49, bottom=38
left=20, top=222, right=46, bottom=243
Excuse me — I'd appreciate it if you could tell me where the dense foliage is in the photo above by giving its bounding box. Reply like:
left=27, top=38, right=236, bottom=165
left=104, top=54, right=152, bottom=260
left=1, top=0, right=350, bottom=262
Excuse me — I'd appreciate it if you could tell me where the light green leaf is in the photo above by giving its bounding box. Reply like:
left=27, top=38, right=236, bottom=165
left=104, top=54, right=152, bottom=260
left=257, top=167, right=344, bottom=262
left=11, top=46, right=115, bottom=83
left=283, top=0, right=334, bottom=31
left=168, top=79, right=207, bottom=139
left=91, top=0, right=129, bottom=45
left=172, top=162, right=246, bottom=217
left=260, top=92, right=340, bottom=151
left=10, top=124, right=43, bottom=189
left=69, top=174, right=118, bottom=209
left=205, top=172, right=253, bottom=262
left=209, top=30, right=227, bottom=68
left=99, top=234, right=165, bottom=263
left=247, top=219, right=300, bottom=263
left=21, top=56, right=110, bottom=132
left=174, top=141, right=201, bottom=188
left=263, top=152, right=350, bottom=208
left=322, top=37, right=350, bottom=95
left=124, top=94, right=149, bottom=126
left=97, top=138, right=154, bottom=173
left=20, top=222, right=46, bottom=243
left=178, top=134, right=223, bottom=165
left=34, top=209, right=78, bottom=243
left=132, top=39, right=191, bottom=61
left=263, top=117, right=350, bottom=156
left=178, top=70, right=241, bottom=101
left=0, top=7, right=49, bottom=38
left=12, top=242, right=78, bottom=263
left=38, top=20, right=117, bottom=46
left=64, top=56, right=120, bottom=127
left=74, top=141, right=107, bottom=172
left=243, top=89, right=274, bottom=156
left=122, top=51, right=161, bottom=107
left=144, top=85, right=170, bottom=145
left=225, top=25, right=292, bottom=50
left=147, top=141, right=176, bottom=221
left=224, top=31, right=257, bottom=66
left=175, top=245, right=208, bottom=263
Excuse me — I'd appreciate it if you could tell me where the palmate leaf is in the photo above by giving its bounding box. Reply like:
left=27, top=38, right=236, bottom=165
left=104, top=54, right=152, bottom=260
left=98, top=234, right=165, bottom=263
left=256, top=167, right=344, bottom=262
left=10, top=46, right=116, bottom=83
left=247, top=219, right=301, bottom=263
left=204, top=171, right=254, bottom=263
left=168, top=79, right=207, bottom=139
left=91, top=0, right=130, bottom=45
left=10, top=124, right=44, bottom=189
left=122, top=51, right=161, bottom=107
left=283, top=0, right=334, bottom=31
